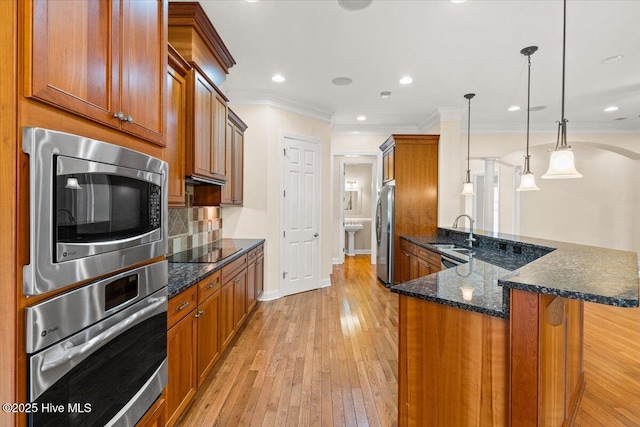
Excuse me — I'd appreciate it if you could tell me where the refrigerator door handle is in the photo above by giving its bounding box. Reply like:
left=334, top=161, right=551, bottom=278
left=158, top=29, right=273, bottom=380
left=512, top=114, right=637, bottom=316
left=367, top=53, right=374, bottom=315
left=375, top=197, right=382, bottom=244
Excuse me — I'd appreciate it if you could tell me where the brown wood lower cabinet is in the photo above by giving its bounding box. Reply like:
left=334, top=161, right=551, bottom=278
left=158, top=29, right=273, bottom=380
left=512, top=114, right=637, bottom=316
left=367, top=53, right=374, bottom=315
left=136, top=397, right=166, bottom=427
left=165, top=244, right=264, bottom=426
left=399, top=239, right=441, bottom=282
left=166, top=300, right=197, bottom=427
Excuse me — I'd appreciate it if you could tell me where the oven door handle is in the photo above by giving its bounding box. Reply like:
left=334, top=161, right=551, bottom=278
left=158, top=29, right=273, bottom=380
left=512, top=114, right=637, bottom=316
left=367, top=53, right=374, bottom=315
left=41, top=296, right=166, bottom=372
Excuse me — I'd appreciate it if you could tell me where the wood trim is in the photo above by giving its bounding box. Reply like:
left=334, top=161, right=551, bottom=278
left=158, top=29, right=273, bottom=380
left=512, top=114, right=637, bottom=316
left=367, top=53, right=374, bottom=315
left=510, top=289, right=540, bottom=427
left=169, top=43, right=191, bottom=75
left=0, top=1, right=17, bottom=426
left=228, top=107, right=248, bottom=131
left=168, top=2, right=236, bottom=71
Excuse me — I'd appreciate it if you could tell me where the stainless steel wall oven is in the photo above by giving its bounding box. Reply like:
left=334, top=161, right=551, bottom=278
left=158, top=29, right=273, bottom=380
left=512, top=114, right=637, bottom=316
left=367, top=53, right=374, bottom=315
left=25, top=261, right=168, bottom=427
left=22, top=127, right=168, bottom=296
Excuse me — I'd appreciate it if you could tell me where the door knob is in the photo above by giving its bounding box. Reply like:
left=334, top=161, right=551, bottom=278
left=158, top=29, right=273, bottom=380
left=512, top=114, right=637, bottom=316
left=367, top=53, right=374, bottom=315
left=314, top=233, right=319, bottom=237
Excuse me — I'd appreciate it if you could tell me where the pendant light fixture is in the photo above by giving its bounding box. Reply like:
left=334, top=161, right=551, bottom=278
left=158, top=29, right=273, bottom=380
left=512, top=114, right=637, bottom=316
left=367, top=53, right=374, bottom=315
left=461, top=93, right=476, bottom=196
left=542, top=0, right=582, bottom=179
left=517, top=46, right=540, bottom=192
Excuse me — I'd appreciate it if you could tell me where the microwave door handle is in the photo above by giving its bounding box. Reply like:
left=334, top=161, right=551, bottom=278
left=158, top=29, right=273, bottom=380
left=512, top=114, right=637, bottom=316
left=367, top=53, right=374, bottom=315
left=40, top=296, right=166, bottom=372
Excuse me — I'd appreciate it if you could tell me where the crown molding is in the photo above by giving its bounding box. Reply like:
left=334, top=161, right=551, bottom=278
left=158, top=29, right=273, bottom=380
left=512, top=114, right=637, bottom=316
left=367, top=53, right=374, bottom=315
left=227, top=91, right=334, bottom=123
left=331, top=123, right=420, bottom=135
left=469, top=122, right=640, bottom=135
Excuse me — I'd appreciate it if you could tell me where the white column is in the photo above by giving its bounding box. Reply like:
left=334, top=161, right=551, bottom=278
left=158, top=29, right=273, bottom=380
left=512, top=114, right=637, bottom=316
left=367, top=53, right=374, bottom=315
left=434, top=107, right=463, bottom=226
left=483, top=158, right=497, bottom=232
left=513, top=165, right=522, bottom=235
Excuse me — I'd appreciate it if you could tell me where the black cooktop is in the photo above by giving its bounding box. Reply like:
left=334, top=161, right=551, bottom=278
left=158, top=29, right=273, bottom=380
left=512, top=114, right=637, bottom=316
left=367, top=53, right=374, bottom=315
left=167, top=242, right=241, bottom=263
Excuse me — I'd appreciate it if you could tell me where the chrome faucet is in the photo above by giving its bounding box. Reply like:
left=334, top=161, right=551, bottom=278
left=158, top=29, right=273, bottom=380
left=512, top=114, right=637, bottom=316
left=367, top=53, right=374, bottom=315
left=453, top=214, right=476, bottom=248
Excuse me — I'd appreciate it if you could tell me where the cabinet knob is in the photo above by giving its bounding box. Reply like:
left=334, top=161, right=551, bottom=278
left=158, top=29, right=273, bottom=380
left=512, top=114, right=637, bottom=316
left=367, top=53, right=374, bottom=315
left=113, top=111, right=124, bottom=120
left=126, top=115, right=134, bottom=123
left=234, top=278, right=240, bottom=284
left=194, top=309, right=204, bottom=318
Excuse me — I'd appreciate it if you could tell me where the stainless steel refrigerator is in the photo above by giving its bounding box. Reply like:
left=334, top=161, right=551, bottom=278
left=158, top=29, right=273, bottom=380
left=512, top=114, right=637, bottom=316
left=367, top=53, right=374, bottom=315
left=376, top=184, right=395, bottom=287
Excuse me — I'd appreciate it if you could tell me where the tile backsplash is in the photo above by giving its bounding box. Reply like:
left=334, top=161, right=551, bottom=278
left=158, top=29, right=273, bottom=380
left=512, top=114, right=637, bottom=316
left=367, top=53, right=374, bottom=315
left=167, top=187, right=222, bottom=256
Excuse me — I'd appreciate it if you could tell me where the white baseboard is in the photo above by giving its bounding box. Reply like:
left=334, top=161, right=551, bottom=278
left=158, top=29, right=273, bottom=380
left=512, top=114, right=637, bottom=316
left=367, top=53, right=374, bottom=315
left=355, top=249, right=371, bottom=255
left=257, top=289, right=281, bottom=301
left=320, top=278, right=331, bottom=288
left=332, top=257, right=342, bottom=264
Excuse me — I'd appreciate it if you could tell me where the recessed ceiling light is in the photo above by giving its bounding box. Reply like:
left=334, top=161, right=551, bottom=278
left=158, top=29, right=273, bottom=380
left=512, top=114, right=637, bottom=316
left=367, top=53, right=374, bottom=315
left=337, top=0, right=373, bottom=11
left=399, top=76, right=413, bottom=85
left=604, top=106, right=619, bottom=112
left=272, top=74, right=285, bottom=83
left=356, top=115, right=367, bottom=121
left=332, top=77, right=353, bottom=86
left=529, top=105, right=547, bottom=112
left=379, top=91, right=392, bottom=99
left=508, top=106, right=520, bottom=112
left=245, top=0, right=258, bottom=3
left=601, top=55, right=624, bottom=64
left=450, top=0, right=467, bottom=3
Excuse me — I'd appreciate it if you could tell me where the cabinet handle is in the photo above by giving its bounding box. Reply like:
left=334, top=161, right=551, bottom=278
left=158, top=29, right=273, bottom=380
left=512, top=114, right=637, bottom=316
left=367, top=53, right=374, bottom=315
left=207, top=281, right=218, bottom=289
left=234, top=278, right=240, bottom=284
left=176, top=301, right=191, bottom=311
left=126, top=115, right=134, bottom=123
left=256, top=261, right=260, bottom=265
left=113, top=111, right=124, bottom=120
left=194, top=309, right=204, bottom=318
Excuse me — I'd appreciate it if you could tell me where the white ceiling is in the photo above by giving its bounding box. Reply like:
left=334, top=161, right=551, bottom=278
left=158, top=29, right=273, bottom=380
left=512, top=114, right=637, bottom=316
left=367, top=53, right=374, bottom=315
left=185, top=0, right=640, bottom=134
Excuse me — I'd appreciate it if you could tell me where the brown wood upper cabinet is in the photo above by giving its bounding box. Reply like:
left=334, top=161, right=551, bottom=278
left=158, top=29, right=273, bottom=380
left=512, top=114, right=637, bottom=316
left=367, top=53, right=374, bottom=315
left=222, top=109, right=247, bottom=205
left=25, top=0, right=167, bottom=146
left=186, top=68, right=228, bottom=185
left=166, top=44, right=190, bottom=206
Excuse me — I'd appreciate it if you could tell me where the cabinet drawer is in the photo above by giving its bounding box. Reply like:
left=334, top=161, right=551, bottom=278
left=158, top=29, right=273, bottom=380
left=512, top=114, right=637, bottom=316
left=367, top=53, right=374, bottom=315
left=168, top=286, right=197, bottom=329
left=221, top=254, right=247, bottom=282
left=417, top=247, right=441, bottom=267
left=400, top=239, right=411, bottom=252
left=198, top=270, right=221, bottom=302
left=247, top=248, right=257, bottom=264
left=256, top=244, right=264, bottom=256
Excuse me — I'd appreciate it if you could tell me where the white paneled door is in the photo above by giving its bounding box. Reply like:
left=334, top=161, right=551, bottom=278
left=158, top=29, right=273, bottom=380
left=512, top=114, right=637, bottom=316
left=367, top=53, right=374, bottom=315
left=282, top=135, right=321, bottom=296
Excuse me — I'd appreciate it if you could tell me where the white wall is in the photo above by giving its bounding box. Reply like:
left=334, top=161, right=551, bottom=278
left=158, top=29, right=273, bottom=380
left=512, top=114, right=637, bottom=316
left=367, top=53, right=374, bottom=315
left=222, top=104, right=332, bottom=298
left=437, top=125, right=640, bottom=256
left=345, top=163, right=373, bottom=252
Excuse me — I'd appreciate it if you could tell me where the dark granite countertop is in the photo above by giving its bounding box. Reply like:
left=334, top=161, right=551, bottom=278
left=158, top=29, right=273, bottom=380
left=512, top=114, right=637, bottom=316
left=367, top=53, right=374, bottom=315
left=167, top=238, right=265, bottom=299
left=391, top=229, right=639, bottom=319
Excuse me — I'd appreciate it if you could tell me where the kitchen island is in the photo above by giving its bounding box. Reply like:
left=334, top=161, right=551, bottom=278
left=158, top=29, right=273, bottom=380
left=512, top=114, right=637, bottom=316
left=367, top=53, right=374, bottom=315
left=391, top=228, right=639, bottom=427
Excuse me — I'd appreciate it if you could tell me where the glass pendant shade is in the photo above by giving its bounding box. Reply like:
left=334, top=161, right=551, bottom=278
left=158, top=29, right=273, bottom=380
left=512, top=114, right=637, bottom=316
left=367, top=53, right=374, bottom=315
left=65, top=177, right=82, bottom=190
left=542, top=149, right=582, bottom=179
left=517, top=172, right=540, bottom=191
left=461, top=181, right=475, bottom=196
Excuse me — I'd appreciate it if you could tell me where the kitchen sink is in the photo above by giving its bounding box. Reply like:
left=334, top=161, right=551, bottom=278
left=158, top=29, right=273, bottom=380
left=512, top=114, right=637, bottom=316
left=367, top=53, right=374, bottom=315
left=429, top=243, right=456, bottom=250
left=451, top=248, right=473, bottom=254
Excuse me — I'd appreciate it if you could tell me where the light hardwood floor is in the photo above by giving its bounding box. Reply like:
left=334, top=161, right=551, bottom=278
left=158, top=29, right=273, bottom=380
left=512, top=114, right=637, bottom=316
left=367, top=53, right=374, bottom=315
left=178, top=255, right=640, bottom=427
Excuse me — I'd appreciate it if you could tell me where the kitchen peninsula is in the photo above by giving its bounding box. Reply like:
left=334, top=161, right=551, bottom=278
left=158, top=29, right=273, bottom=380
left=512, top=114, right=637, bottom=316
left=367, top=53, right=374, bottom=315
left=391, top=228, right=639, bottom=427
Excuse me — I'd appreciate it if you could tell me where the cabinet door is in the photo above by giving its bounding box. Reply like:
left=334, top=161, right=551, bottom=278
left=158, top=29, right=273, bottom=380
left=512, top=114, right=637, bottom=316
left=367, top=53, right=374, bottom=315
left=135, top=397, right=165, bottom=427
left=166, top=310, right=197, bottom=427
left=383, top=147, right=395, bottom=183
left=416, top=257, right=431, bottom=278
left=247, top=261, right=257, bottom=313
left=196, top=290, right=220, bottom=387
left=256, top=254, right=264, bottom=299
left=400, top=250, right=411, bottom=283
left=211, top=93, right=228, bottom=182
left=408, top=253, right=419, bottom=281
left=231, top=126, right=244, bottom=204
left=233, top=270, right=247, bottom=330
left=220, top=281, right=235, bottom=351
left=120, top=0, right=166, bottom=145
left=221, top=121, right=234, bottom=204
left=166, top=55, right=186, bottom=206
left=189, top=69, right=215, bottom=179
left=27, top=0, right=120, bottom=128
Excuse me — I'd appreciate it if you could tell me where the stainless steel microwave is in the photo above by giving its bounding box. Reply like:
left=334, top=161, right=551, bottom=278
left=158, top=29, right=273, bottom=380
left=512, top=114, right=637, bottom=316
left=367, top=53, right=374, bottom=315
left=22, top=127, right=168, bottom=296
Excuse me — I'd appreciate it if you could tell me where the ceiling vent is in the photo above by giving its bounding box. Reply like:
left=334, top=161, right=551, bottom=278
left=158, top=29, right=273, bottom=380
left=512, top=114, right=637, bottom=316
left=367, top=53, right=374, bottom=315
left=337, top=0, right=373, bottom=11
left=379, top=91, right=392, bottom=99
